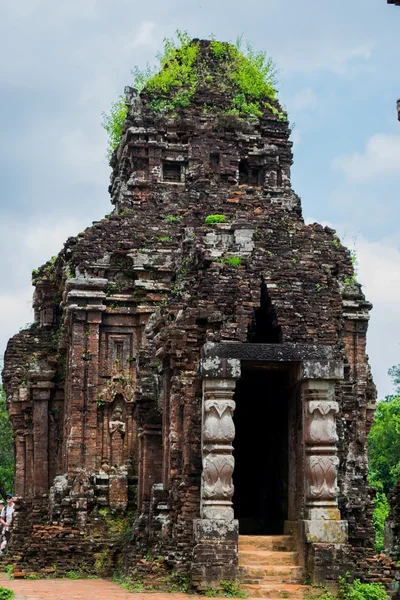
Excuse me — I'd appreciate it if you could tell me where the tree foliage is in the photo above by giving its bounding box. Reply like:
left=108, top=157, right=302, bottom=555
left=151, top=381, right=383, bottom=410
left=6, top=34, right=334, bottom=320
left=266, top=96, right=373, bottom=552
left=368, top=368, right=400, bottom=552
left=0, top=385, right=14, bottom=500
left=388, top=364, right=400, bottom=395
left=368, top=395, right=400, bottom=495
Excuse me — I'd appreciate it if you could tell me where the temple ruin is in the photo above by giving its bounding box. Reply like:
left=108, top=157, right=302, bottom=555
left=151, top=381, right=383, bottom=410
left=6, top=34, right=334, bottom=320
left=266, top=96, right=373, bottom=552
left=2, top=38, right=385, bottom=589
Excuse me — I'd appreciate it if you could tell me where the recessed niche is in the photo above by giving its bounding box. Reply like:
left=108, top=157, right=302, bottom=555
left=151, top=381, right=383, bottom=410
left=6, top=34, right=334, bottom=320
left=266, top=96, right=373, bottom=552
left=163, top=161, right=182, bottom=183
left=239, top=159, right=264, bottom=185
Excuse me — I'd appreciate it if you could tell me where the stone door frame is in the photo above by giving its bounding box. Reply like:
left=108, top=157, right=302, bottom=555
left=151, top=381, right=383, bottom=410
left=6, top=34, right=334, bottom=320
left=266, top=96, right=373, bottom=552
left=196, top=342, right=348, bottom=547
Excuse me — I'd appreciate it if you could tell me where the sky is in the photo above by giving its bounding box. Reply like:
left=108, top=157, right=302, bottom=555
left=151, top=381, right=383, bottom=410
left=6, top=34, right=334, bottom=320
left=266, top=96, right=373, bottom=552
left=0, top=0, right=399, bottom=397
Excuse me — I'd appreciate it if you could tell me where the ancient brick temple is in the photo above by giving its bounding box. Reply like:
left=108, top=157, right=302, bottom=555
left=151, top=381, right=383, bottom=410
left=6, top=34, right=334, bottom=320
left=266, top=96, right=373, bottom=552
left=3, top=40, right=379, bottom=587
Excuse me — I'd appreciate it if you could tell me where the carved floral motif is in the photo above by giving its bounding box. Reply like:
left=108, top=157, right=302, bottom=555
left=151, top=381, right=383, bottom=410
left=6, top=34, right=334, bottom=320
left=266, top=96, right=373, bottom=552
left=99, top=378, right=135, bottom=404
left=202, top=454, right=234, bottom=500
left=303, top=381, right=341, bottom=516
left=305, top=400, right=339, bottom=444
left=203, top=399, right=235, bottom=444
left=307, top=455, right=339, bottom=499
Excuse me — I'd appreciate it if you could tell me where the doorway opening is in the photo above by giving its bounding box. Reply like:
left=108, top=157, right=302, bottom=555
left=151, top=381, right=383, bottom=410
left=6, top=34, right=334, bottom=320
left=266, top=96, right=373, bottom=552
left=233, top=365, right=290, bottom=535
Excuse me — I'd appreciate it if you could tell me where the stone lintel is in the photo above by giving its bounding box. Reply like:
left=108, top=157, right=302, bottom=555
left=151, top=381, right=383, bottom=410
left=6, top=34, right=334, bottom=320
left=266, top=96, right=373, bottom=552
left=302, top=519, right=348, bottom=544
left=193, top=518, right=239, bottom=542
left=27, top=370, right=55, bottom=384
left=301, top=360, right=344, bottom=381
left=65, top=277, right=108, bottom=291
left=199, top=357, right=241, bottom=380
left=203, top=342, right=337, bottom=362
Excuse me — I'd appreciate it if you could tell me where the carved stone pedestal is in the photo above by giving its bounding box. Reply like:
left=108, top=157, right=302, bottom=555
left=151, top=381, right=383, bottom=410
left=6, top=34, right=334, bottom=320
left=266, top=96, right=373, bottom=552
left=192, top=519, right=239, bottom=589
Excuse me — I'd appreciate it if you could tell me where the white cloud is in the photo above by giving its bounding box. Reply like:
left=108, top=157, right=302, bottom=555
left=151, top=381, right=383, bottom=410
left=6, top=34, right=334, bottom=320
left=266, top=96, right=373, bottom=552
left=0, top=289, right=34, bottom=360
left=290, top=88, right=318, bottom=112
left=306, top=216, right=400, bottom=398
left=23, top=218, right=87, bottom=255
left=126, top=21, right=158, bottom=51
left=332, top=134, right=400, bottom=182
left=0, top=217, right=89, bottom=361
left=356, top=236, right=400, bottom=398
left=58, top=129, right=108, bottom=187
left=290, top=129, right=302, bottom=148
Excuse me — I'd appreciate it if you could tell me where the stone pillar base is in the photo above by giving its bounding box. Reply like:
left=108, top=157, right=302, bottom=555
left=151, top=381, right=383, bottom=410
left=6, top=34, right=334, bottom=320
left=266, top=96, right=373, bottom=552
left=305, top=542, right=352, bottom=586
left=191, top=519, right=239, bottom=590
left=302, top=519, right=348, bottom=544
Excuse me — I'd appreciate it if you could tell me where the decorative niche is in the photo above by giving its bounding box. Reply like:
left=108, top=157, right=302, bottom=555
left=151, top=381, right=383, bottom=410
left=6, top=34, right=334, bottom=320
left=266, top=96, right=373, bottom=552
left=163, top=161, right=183, bottom=183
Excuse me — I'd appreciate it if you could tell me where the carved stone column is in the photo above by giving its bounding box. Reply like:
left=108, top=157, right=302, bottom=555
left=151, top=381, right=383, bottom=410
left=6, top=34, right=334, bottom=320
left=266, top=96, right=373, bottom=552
left=192, top=357, right=241, bottom=588
left=200, top=358, right=240, bottom=520
left=302, top=379, right=347, bottom=543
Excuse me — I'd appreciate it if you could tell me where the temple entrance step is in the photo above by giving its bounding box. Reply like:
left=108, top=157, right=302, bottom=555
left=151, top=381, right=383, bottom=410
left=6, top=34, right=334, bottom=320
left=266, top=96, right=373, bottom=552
left=240, top=583, right=318, bottom=599
left=239, top=535, right=304, bottom=593
left=239, top=550, right=299, bottom=566
left=239, top=535, right=295, bottom=552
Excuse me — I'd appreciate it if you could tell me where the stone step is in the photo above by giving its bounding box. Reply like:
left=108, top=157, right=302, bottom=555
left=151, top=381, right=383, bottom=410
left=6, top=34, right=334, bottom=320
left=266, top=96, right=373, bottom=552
left=240, top=564, right=303, bottom=584
left=239, top=550, right=299, bottom=566
left=239, top=535, right=295, bottom=552
left=241, top=583, right=314, bottom=599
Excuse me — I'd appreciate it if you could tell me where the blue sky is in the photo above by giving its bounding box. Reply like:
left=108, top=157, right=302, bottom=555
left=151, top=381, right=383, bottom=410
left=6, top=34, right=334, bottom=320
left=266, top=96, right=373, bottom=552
left=0, top=0, right=399, bottom=397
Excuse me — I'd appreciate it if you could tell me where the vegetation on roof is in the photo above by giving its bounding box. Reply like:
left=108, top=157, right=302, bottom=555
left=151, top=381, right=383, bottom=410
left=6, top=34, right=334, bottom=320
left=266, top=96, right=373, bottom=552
left=102, top=31, right=282, bottom=159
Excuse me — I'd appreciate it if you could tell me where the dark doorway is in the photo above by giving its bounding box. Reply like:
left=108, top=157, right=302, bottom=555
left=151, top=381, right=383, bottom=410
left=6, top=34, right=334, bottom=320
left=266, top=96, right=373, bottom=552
left=233, top=365, right=289, bottom=534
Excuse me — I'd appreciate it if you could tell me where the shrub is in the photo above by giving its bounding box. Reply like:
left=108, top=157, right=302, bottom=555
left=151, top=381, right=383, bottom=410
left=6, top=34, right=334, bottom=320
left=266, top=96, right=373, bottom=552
left=205, top=214, right=226, bottom=225
left=339, top=577, right=388, bottom=600
left=101, top=95, right=128, bottom=160
left=65, top=571, right=80, bottom=580
left=0, top=588, right=15, bottom=600
left=204, top=580, right=247, bottom=598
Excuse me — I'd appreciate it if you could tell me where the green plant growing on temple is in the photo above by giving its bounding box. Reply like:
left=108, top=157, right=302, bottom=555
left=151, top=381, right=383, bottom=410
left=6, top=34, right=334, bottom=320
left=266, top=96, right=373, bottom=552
left=205, top=214, right=226, bottom=225
left=103, top=31, right=281, bottom=155
left=215, top=256, right=242, bottom=267
left=0, top=588, right=15, bottom=600
left=101, top=95, right=129, bottom=160
left=164, top=215, right=182, bottom=223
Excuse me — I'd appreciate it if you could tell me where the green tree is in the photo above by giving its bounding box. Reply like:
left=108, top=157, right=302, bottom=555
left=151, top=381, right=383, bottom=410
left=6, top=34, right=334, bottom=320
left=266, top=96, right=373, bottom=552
left=368, top=395, right=400, bottom=495
left=388, top=364, right=400, bottom=395
left=0, top=385, right=14, bottom=499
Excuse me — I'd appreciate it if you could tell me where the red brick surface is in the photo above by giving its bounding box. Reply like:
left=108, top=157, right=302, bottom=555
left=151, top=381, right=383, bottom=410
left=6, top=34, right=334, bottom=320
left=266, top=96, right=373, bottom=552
left=0, top=576, right=195, bottom=600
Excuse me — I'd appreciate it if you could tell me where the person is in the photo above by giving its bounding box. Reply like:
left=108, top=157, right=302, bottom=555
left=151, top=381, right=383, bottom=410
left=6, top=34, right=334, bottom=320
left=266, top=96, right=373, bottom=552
left=0, top=494, right=15, bottom=553
left=0, top=501, right=4, bottom=549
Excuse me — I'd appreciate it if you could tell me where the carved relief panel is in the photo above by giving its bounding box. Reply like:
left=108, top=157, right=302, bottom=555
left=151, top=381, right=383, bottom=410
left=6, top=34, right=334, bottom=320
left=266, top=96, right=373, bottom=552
left=98, top=393, right=137, bottom=474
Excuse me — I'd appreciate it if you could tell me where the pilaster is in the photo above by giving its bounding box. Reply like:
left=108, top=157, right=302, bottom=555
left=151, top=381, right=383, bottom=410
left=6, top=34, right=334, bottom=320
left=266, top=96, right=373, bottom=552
left=301, top=379, right=347, bottom=543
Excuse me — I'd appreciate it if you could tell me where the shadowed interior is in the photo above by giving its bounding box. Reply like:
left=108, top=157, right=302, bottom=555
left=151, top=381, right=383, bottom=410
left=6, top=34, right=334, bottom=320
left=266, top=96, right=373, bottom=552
left=233, top=366, right=289, bottom=534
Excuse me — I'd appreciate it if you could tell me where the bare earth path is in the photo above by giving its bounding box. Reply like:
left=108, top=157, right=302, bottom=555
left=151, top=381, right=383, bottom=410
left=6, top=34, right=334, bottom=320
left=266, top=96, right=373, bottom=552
left=0, top=576, right=196, bottom=600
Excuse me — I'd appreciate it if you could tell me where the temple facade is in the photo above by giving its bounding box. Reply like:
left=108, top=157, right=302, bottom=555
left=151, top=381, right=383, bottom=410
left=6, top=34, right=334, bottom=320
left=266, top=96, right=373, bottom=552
left=2, top=39, right=382, bottom=587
